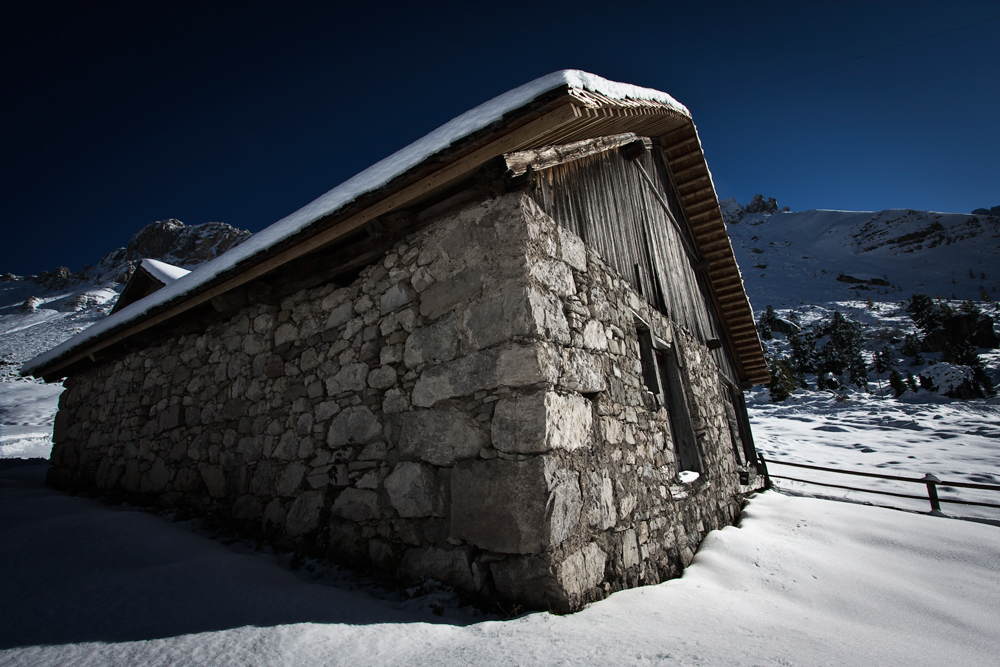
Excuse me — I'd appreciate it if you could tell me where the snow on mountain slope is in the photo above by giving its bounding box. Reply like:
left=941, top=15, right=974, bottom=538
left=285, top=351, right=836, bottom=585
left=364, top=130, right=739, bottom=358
left=0, top=281, right=119, bottom=382
left=722, top=199, right=1000, bottom=308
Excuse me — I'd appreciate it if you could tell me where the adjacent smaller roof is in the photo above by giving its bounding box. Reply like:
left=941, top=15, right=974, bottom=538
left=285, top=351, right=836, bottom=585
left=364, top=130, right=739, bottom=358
left=109, top=258, right=191, bottom=315
left=141, top=258, right=191, bottom=284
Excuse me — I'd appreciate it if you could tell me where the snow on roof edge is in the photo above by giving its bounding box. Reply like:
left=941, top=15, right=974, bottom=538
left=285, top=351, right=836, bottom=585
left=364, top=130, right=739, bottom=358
left=22, top=70, right=689, bottom=377
left=141, top=258, right=191, bottom=284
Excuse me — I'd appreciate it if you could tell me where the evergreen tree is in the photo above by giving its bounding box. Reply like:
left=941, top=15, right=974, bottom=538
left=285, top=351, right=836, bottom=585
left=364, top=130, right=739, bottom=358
left=906, top=294, right=950, bottom=334
left=889, top=369, right=907, bottom=397
left=819, top=311, right=868, bottom=388
left=788, top=328, right=817, bottom=378
left=872, top=345, right=895, bottom=399
left=758, top=306, right=774, bottom=340
left=768, top=357, right=796, bottom=403
left=901, top=333, right=924, bottom=365
left=942, top=340, right=996, bottom=397
left=960, top=300, right=982, bottom=316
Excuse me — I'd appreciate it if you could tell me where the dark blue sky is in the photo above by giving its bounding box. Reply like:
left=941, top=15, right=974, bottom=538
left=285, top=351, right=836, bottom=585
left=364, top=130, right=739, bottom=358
left=3, top=1, right=998, bottom=276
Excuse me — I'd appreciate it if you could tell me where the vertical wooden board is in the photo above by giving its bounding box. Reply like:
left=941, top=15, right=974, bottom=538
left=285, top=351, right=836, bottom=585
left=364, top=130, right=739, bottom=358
left=529, top=145, right=736, bottom=365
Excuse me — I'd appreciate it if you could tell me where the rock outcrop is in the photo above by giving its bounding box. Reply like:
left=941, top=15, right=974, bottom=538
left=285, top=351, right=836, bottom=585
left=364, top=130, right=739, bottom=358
left=971, top=205, right=1000, bottom=217
left=720, top=195, right=789, bottom=225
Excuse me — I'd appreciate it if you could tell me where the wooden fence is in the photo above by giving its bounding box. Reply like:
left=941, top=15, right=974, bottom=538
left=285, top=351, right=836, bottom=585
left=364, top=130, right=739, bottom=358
left=757, top=454, right=1000, bottom=513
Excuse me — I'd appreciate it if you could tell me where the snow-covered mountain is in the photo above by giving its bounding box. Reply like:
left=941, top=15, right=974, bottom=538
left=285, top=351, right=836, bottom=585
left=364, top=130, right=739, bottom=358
left=722, top=195, right=1000, bottom=308
left=0, top=219, right=250, bottom=382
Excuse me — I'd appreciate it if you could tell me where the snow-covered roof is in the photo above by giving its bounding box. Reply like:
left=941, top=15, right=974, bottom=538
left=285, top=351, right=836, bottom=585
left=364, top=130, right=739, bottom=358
left=23, top=70, right=767, bottom=383
left=141, top=258, right=191, bottom=284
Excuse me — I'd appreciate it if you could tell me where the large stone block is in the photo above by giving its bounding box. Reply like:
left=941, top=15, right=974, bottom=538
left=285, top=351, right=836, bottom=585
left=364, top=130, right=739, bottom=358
left=286, top=490, right=325, bottom=536
left=559, top=348, right=606, bottom=393
left=397, top=546, right=477, bottom=591
left=491, top=542, right=605, bottom=612
left=558, top=542, right=606, bottom=603
left=367, top=365, right=397, bottom=389
left=274, top=323, right=299, bottom=347
left=528, top=257, right=575, bottom=296
left=395, top=408, right=485, bottom=466
left=325, top=301, right=354, bottom=329
left=587, top=471, right=617, bottom=529
left=411, top=342, right=560, bottom=407
left=380, top=282, right=415, bottom=314
left=385, top=462, right=445, bottom=518
left=325, top=362, right=368, bottom=395
left=450, top=456, right=581, bottom=554
left=621, top=528, right=640, bottom=569
left=327, top=406, right=382, bottom=448
left=419, top=267, right=483, bottom=320
left=275, top=461, right=308, bottom=496
left=403, top=314, right=457, bottom=368
left=198, top=463, right=226, bottom=498
left=557, top=225, right=587, bottom=272
left=331, top=488, right=379, bottom=522
left=491, top=390, right=592, bottom=454
left=140, top=458, right=169, bottom=493
left=526, top=286, right=571, bottom=345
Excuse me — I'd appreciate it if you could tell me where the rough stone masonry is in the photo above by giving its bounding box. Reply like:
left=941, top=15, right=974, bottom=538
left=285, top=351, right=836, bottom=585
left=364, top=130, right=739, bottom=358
left=48, top=192, right=754, bottom=612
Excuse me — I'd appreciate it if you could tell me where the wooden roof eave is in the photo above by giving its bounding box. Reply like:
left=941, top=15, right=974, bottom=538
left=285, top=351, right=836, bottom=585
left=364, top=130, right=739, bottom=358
left=659, top=125, right=769, bottom=386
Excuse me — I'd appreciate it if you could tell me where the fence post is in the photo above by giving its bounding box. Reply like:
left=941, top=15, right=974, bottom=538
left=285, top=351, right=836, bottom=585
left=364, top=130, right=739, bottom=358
left=923, top=473, right=941, bottom=512
left=757, top=453, right=772, bottom=490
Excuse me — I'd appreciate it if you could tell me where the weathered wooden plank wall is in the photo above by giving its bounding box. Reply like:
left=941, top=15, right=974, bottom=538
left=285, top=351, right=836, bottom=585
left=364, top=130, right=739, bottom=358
left=530, top=145, right=738, bottom=381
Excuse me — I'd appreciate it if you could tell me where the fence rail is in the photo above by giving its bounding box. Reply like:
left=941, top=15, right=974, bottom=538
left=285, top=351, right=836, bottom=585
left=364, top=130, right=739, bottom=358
left=757, top=455, right=1000, bottom=512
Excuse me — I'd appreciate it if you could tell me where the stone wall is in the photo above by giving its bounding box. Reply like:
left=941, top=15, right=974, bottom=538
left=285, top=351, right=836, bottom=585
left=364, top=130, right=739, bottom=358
left=49, top=192, right=760, bottom=612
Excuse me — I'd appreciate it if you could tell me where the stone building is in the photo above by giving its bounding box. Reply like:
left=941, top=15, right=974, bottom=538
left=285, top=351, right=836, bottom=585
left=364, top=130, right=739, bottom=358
left=25, top=71, right=769, bottom=612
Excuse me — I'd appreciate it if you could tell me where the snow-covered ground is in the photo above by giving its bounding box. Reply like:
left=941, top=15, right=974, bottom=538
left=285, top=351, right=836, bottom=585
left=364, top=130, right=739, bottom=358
left=1, top=462, right=996, bottom=666
left=0, top=382, right=63, bottom=459
left=750, top=387, right=1000, bottom=518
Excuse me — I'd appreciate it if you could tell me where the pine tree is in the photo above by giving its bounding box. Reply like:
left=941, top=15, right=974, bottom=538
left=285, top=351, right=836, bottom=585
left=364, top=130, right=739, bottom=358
left=901, top=334, right=924, bottom=365
left=820, top=311, right=868, bottom=388
left=789, top=328, right=817, bottom=377
left=906, top=294, right=945, bottom=334
left=768, top=357, right=796, bottom=403
left=872, top=345, right=895, bottom=399
left=758, top=306, right=774, bottom=340
left=943, top=340, right=996, bottom=398
left=889, top=369, right=907, bottom=397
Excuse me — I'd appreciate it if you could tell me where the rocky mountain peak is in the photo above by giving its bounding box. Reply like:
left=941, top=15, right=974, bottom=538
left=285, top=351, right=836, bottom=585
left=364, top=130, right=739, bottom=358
left=123, top=219, right=250, bottom=269
left=720, top=194, right=789, bottom=225
left=971, top=205, right=1000, bottom=217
